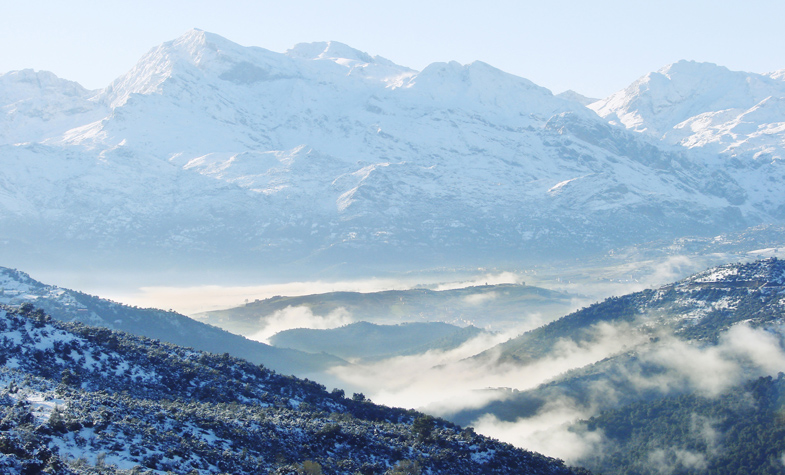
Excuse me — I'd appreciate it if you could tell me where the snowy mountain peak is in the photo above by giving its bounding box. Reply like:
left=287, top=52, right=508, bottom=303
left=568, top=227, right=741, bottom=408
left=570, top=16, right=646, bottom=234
left=656, top=59, right=730, bottom=79
left=1, top=69, right=105, bottom=145
left=0, top=69, right=94, bottom=102
left=287, top=40, right=373, bottom=64
left=591, top=60, right=785, bottom=136
left=408, top=59, right=560, bottom=114
left=591, top=61, right=740, bottom=134
left=168, top=28, right=278, bottom=68
left=286, top=40, right=415, bottom=85
left=590, top=60, right=785, bottom=158
left=100, top=29, right=285, bottom=107
left=557, top=89, right=598, bottom=106
left=767, top=69, right=785, bottom=81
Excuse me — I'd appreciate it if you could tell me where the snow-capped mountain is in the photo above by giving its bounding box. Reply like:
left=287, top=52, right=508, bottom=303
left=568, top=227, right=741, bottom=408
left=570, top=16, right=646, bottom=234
left=556, top=89, right=598, bottom=106
left=590, top=60, right=785, bottom=219
left=589, top=61, right=785, bottom=141
left=0, top=31, right=780, bottom=277
left=0, top=69, right=106, bottom=146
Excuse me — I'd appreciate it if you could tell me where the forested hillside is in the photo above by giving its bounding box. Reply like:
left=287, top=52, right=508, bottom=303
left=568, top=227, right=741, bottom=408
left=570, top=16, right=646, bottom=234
left=269, top=322, right=487, bottom=361
left=575, top=374, right=785, bottom=475
left=447, top=258, right=785, bottom=474
left=476, top=257, right=785, bottom=365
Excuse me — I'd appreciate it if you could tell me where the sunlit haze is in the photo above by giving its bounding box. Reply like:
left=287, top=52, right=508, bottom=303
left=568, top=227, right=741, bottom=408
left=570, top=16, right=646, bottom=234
left=102, top=271, right=525, bottom=315
left=3, top=1, right=785, bottom=98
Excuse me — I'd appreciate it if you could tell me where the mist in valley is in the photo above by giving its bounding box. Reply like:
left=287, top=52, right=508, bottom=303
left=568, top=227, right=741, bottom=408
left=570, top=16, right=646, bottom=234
left=167, top=253, right=785, bottom=473
left=10, top=246, right=785, bottom=474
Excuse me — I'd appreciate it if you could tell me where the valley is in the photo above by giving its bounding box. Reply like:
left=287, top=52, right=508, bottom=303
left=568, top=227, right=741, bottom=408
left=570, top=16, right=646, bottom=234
left=1, top=27, right=784, bottom=474
left=2, top=256, right=785, bottom=473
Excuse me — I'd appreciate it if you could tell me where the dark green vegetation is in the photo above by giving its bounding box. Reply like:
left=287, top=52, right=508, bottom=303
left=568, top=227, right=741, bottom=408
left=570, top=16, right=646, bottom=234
left=0, top=304, right=589, bottom=475
left=270, top=322, right=487, bottom=360
left=196, top=283, right=576, bottom=335
left=0, top=267, right=344, bottom=375
left=577, top=374, right=785, bottom=475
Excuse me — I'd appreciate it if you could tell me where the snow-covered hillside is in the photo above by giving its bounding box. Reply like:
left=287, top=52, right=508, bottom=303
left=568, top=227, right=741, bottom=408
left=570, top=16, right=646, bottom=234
left=0, top=305, right=584, bottom=474
left=0, top=31, right=781, bottom=277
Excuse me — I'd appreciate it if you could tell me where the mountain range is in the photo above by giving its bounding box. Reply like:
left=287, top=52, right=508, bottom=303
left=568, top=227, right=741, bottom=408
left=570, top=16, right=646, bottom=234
left=2, top=30, right=783, bottom=280
left=4, top=28, right=785, bottom=475
left=196, top=282, right=577, bottom=336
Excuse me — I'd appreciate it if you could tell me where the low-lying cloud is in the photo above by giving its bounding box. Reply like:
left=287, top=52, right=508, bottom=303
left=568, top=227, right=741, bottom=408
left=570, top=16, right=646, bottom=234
left=462, top=291, right=498, bottom=306
left=328, top=320, right=646, bottom=417
left=472, top=404, right=606, bottom=464
left=648, top=447, right=708, bottom=474
left=634, top=324, right=785, bottom=397
left=248, top=306, right=353, bottom=344
left=324, top=312, right=785, bottom=471
left=467, top=322, right=785, bottom=466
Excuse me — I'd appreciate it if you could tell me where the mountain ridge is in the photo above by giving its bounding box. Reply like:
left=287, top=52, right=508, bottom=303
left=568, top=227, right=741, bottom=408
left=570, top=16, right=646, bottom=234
left=0, top=266, right=344, bottom=376
left=0, top=31, right=782, bottom=279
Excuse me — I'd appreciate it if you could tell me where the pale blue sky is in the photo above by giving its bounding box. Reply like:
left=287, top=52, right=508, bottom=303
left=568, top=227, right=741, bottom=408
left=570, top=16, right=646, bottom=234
left=2, top=0, right=784, bottom=98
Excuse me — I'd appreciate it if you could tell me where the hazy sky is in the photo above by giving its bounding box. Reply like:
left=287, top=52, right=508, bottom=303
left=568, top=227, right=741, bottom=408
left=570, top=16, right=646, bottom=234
left=3, top=1, right=784, bottom=99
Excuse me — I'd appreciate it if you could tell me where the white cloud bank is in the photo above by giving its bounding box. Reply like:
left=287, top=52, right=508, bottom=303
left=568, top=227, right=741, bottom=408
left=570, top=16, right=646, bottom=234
left=328, top=320, right=646, bottom=416
left=247, top=306, right=353, bottom=344
left=470, top=323, right=785, bottom=464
